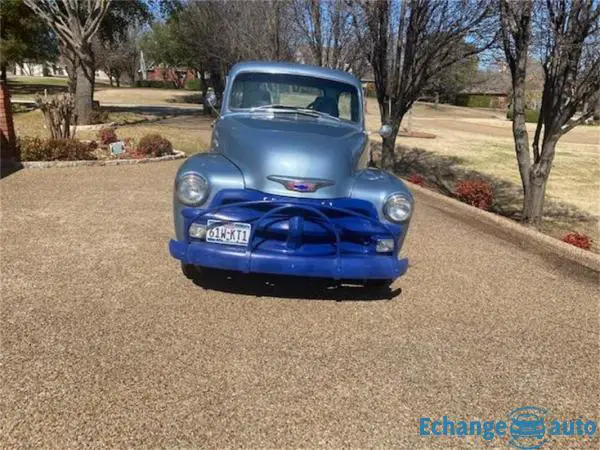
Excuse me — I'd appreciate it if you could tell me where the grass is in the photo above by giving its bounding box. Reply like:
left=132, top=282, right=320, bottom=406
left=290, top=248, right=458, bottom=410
left=7, top=76, right=113, bottom=100
left=13, top=109, right=211, bottom=156
left=365, top=98, right=600, bottom=218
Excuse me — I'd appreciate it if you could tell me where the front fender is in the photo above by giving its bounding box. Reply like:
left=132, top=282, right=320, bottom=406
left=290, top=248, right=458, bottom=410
left=349, top=168, right=413, bottom=249
left=173, top=154, right=244, bottom=240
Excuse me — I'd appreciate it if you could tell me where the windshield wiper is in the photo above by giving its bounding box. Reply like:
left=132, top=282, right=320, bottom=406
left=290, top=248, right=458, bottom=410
left=249, top=104, right=342, bottom=122
left=249, top=104, right=318, bottom=117
left=304, top=109, right=342, bottom=122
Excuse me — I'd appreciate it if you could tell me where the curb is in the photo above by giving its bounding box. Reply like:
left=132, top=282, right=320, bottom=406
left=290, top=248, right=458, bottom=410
left=5, top=150, right=186, bottom=170
left=405, top=180, right=600, bottom=273
left=70, top=122, right=115, bottom=132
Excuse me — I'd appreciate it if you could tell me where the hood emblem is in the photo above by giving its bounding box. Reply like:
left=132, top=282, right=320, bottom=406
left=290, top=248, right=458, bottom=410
left=267, top=176, right=334, bottom=193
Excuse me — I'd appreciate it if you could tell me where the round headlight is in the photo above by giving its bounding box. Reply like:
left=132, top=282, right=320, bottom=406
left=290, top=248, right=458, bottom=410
left=176, top=173, right=209, bottom=206
left=383, top=193, right=412, bottom=223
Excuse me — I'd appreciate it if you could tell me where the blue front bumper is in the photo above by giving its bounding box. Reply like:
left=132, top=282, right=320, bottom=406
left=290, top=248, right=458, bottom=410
left=170, top=189, right=409, bottom=281
left=170, top=239, right=407, bottom=280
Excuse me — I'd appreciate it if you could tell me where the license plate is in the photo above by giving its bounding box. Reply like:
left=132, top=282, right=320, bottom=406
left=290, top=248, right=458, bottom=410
left=206, top=220, right=251, bottom=246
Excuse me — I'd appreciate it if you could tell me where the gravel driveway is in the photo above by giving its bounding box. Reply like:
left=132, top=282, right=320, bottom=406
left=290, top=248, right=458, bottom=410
left=1, top=162, right=598, bottom=448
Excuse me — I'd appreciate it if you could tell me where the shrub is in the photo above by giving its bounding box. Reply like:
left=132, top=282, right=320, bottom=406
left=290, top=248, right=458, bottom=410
left=134, top=80, right=176, bottom=89
left=184, top=79, right=203, bottom=91
left=136, top=133, right=173, bottom=157
left=407, top=173, right=425, bottom=186
left=454, top=179, right=493, bottom=210
left=454, top=94, right=495, bottom=108
left=561, top=232, right=592, bottom=250
left=18, top=137, right=47, bottom=161
left=19, top=137, right=96, bottom=161
left=35, top=93, right=76, bottom=139
left=506, top=108, right=540, bottom=123
left=97, top=127, right=118, bottom=145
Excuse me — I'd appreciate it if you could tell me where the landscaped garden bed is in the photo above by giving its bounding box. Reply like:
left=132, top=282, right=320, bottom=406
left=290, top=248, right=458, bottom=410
left=370, top=142, right=598, bottom=253
left=9, top=93, right=186, bottom=169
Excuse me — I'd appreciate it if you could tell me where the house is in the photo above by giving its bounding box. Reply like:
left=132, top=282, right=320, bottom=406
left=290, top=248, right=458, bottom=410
left=455, top=70, right=512, bottom=109
left=145, top=65, right=198, bottom=87
left=13, top=62, right=111, bottom=82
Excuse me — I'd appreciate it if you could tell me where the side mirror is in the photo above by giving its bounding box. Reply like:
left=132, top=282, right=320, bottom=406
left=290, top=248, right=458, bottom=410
left=205, top=92, right=220, bottom=118
left=206, top=92, right=217, bottom=107
left=378, top=124, right=393, bottom=138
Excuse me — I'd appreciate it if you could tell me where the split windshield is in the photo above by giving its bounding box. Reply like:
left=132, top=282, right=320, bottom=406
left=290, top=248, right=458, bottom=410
left=228, top=72, right=361, bottom=123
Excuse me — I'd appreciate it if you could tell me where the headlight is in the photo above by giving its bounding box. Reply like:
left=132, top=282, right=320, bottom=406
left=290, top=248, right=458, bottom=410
left=176, top=173, right=209, bottom=206
left=383, top=193, right=412, bottom=222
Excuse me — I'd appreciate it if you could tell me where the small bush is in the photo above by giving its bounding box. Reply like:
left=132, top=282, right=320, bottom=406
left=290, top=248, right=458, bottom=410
left=184, top=79, right=203, bottom=91
left=136, top=133, right=173, bottom=157
left=97, top=127, right=118, bottom=145
left=19, top=137, right=96, bottom=161
left=454, top=179, right=493, bottom=210
left=561, top=232, right=592, bottom=250
left=407, top=173, right=425, bottom=186
left=506, top=108, right=540, bottom=123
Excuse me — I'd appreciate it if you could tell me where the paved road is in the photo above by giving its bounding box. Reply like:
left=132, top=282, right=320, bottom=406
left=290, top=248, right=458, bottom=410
left=1, top=162, right=598, bottom=448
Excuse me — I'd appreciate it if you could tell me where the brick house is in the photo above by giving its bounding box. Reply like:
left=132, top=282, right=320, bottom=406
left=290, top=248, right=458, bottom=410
left=145, top=66, right=198, bottom=87
left=0, top=81, right=18, bottom=162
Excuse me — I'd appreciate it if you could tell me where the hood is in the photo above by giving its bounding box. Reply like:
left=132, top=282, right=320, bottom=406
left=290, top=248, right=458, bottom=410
left=214, top=114, right=367, bottom=198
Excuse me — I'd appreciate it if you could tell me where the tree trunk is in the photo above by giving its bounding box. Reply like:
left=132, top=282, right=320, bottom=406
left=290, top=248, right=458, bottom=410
left=380, top=120, right=401, bottom=170
left=381, top=134, right=397, bottom=170
left=62, top=47, right=78, bottom=94
left=116, top=77, right=120, bottom=88
left=522, top=139, right=556, bottom=224
left=75, top=64, right=93, bottom=125
left=511, top=96, right=531, bottom=198
left=522, top=173, right=547, bottom=225
left=109, top=75, right=114, bottom=87
left=1, top=63, right=6, bottom=82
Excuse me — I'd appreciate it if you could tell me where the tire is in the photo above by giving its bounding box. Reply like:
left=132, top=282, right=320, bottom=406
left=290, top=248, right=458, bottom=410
left=364, top=279, right=393, bottom=289
left=181, top=263, right=202, bottom=280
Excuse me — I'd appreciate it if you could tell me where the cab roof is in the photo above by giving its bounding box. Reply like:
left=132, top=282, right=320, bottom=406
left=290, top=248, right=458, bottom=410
left=228, top=61, right=362, bottom=90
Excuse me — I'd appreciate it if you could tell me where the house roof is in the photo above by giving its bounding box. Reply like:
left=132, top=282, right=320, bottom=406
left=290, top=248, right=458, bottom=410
left=461, top=70, right=511, bottom=95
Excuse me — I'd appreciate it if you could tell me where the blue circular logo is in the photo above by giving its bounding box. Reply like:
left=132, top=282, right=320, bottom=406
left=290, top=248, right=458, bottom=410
left=508, top=406, right=549, bottom=449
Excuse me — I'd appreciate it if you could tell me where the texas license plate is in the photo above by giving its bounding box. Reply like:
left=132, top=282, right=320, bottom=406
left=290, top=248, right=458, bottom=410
left=206, top=220, right=251, bottom=246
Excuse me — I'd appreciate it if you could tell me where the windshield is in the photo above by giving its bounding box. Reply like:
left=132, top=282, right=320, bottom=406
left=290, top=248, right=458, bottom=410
left=228, top=72, right=361, bottom=123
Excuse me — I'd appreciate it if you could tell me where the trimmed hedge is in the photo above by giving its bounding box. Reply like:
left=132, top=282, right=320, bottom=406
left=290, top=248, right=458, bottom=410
left=19, top=137, right=97, bottom=161
left=184, top=79, right=203, bottom=91
left=454, top=94, right=496, bottom=108
left=506, top=108, right=540, bottom=123
left=134, top=80, right=176, bottom=89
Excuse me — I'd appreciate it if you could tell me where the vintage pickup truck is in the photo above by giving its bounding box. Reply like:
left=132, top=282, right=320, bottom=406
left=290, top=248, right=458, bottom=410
left=169, top=61, right=413, bottom=288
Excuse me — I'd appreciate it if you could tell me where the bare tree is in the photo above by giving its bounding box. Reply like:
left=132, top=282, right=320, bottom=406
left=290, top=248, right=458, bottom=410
left=24, top=0, right=111, bottom=124
left=95, top=25, right=144, bottom=87
left=161, top=0, right=296, bottom=100
left=292, top=0, right=361, bottom=70
left=499, top=0, right=533, bottom=200
left=354, top=0, right=496, bottom=169
left=500, top=0, right=600, bottom=224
